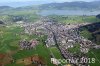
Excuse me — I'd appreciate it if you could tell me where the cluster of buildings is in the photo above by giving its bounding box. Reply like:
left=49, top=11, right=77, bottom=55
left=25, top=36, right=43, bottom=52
left=21, top=17, right=97, bottom=66
left=42, top=21, right=96, bottom=66
left=19, top=39, right=38, bottom=50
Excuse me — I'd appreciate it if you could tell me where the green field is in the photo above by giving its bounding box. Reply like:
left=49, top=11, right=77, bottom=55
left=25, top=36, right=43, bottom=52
left=87, top=49, right=100, bottom=66
left=48, top=15, right=100, bottom=24
left=49, top=47, right=63, bottom=59
left=0, top=9, right=39, bottom=23
left=0, top=25, right=55, bottom=66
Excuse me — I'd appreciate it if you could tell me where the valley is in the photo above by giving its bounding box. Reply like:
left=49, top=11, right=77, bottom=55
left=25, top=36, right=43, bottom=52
left=0, top=1, right=100, bottom=66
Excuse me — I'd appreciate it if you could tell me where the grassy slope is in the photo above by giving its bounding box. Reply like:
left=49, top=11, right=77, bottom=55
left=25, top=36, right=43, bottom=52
left=87, top=49, right=100, bottom=66
left=49, top=47, right=63, bottom=59
left=0, top=25, right=55, bottom=66
left=80, top=28, right=100, bottom=66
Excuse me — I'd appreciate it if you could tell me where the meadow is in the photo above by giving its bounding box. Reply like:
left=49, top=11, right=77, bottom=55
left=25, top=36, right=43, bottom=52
left=48, top=15, right=100, bottom=24
left=0, top=25, right=56, bottom=66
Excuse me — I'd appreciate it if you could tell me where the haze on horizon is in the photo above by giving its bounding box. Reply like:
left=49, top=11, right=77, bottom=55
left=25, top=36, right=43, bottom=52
left=0, top=0, right=97, bottom=3
left=0, top=0, right=99, bottom=7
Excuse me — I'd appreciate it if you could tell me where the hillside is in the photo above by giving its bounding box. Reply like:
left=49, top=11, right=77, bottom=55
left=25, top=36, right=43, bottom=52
left=79, top=22, right=100, bottom=44
left=39, top=1, right=100, bottom=10
left=0, top=6, right=13, bottom=12
left=0, top=6, right=39, bottom=23
left=0, top=6, right=12, bottom=9
left=1, top=1, right=100, bottom=10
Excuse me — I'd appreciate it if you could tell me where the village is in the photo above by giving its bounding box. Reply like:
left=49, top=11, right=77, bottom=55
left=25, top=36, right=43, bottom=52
left=17, top=17, right=99, bottom=66
left=0, top=16, right=99, bottom=66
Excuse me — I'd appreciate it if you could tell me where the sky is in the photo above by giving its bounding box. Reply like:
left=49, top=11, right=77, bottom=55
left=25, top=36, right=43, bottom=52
left=0, top=0, right=97, bottom=3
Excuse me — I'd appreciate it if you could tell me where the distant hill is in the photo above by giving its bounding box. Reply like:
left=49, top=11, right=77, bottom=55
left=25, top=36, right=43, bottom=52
left=1, top=1, right=100, bottom=10
left=0, top=6, right=13, bottom=15
left=0, top=6, right=13, bottom=10
left=39, top=1, right=100, bottom=10
left=0, top=1, right=54, bottom=7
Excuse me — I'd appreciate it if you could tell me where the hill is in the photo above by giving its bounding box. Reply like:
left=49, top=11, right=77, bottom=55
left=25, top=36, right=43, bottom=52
left=0, top=6, right=13, bottom=11
left=39, top=1, right=100, bottom=10
left=0, top=6, right=12, bottom=9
